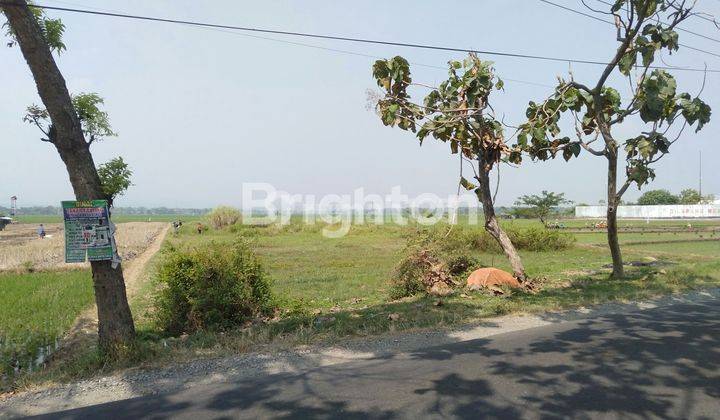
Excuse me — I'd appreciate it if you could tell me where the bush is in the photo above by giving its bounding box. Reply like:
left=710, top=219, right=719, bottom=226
left=446, top=254, right=481, bottom=275
left=505, top=226, right=576, bottom=252
left=427, top=225, right=575, bottom=254
left=154, top=240, right=274, bottom=335
left=389, top=248, right=454, bottom=300
left=388, top=225, right=574, bottom=299
left=206, top=206, right=241, bottom=229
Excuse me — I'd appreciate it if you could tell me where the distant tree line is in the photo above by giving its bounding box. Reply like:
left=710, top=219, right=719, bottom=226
left=635, top=189, right=714, bottom=206
left=0, top=206, right=211, bottom=216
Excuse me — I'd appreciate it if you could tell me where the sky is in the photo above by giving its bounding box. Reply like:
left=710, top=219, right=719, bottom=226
left=1, top=0, right=719, bottom=208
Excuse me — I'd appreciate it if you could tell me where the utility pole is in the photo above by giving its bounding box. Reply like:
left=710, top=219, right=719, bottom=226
left=699, top=150, right=702, bottom=197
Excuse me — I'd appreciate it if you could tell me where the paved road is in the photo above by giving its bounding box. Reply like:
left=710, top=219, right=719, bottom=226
left=37, top=300, right=720, bottom=419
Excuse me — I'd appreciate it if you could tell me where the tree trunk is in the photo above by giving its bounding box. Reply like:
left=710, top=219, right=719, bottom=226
left=606, top=152, right=624, bottom=278
left=3, top=0, right=136, bottom=351
left=476, top=159, right=526, bottom=280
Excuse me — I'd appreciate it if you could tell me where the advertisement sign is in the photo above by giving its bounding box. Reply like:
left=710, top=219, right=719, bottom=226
left=62, top=200, right=115, bottom=263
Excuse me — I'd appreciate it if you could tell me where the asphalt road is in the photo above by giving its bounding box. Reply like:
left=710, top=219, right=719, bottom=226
left=36, top=300, right=720, bottom=419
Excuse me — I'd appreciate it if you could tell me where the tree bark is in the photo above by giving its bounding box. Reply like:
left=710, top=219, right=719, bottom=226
left=476, top=158, right=526, bottom=280
left=606, top=151, right=624, bottom=278
left=2, top=0, right=136, bottom=350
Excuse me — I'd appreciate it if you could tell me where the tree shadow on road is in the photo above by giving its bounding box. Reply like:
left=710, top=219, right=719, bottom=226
left=24, top=300, right=720, bottom=419
left=406, top=300, right=720, bottom=418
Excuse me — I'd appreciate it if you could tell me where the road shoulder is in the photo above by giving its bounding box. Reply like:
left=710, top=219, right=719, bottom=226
left=2, top=287, right=718, bottom=418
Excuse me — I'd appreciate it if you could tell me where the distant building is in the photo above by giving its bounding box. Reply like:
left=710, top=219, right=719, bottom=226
left=576, top=204, right=720, bottom=219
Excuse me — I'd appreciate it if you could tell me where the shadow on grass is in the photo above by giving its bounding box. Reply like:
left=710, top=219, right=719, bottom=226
left=10, top=261, right=720, bottom=399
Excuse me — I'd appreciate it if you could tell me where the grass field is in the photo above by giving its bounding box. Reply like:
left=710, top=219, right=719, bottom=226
left=117, top=219, right=719, bottom=365
left=0, top=270, right=93, bottom=381
left=158, top=221, right=718, bottom=311
left=0, top=222, right=167, bottom=271
left=3, top=217, right=719, bottom=391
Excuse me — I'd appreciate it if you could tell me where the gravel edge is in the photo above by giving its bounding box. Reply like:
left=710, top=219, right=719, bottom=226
left=2, top=287, right=719, bottom=418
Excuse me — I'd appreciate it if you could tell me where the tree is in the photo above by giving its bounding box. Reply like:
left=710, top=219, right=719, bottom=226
left=2, top=0, right=135, bottom=352
left=372, top=54, right=526, bottom=280
left=24, top=92, right=116, bottom=145
left=97, top=157, right=133, bottom=206
left=678, top=188, right=702, bottom=205
left=637, top=189, right=679, bottom=205
left=514, top=191, right=571, bottom=226
left=512, top=1, right=711, bottom=278
left=25, top=95, right=132, bottom=205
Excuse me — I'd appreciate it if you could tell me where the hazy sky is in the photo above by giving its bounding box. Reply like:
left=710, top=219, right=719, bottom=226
left=2, top=0, right=719, bottom=208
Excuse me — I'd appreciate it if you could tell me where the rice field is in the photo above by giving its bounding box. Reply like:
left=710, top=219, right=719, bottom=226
left=0, top=222, right=167, bottom=271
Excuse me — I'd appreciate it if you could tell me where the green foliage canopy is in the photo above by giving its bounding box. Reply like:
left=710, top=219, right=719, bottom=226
left=372, top=53, right=510, bottom=196
left=97, top=157, right=132, bottom=203
left=2, top=2, right=66, bottom=53
left=637, top=189, right=679, bottom=205
left=514, top=191, right=571, bottom=223
left=24, top=93, right=116, bottom=145
left=512, top=0, right=711, bottom=193
left=679, top=188, right=702, bottom=205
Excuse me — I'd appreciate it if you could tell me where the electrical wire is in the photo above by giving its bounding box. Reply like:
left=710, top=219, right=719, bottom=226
left=1, top=1, right=718, bottom=73
left=592, top=0, right=720, bottom=44
left=36, top=0, right=556, bottom=88
left=539, top=0, right=720, bottom=58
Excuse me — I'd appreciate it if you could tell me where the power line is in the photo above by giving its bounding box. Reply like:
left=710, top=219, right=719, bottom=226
left=1, top=1, right=719, bottom=73
left=36, top=0, right=556, bottom=89
left=539, top=0, right=720, bottom=58
left=591, top=0, right=720, bottom=45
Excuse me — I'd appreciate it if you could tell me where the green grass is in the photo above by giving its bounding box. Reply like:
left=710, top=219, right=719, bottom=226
left=573, top=231, right=718, bottom=245
left=625, top=240, right=720, bottom=258
left=4, top=218, right=720, bottom=391
left=116, top=223, right=718, bottom=372
left=143, top=220, right=719, bottom=335
left=0, top=269, right=93, bottom=382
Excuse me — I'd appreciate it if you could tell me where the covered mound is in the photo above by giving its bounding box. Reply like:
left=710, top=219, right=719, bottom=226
left=466, top=267, right=521, bottom=290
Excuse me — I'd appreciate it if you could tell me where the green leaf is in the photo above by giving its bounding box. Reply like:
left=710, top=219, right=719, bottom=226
left=680, top=96, right=712, bottom=132
left=618, top=52, right=637, bottom=76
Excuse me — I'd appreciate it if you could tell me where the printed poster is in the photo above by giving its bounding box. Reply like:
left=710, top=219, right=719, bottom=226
left=62, top=200, right=114, bottom=263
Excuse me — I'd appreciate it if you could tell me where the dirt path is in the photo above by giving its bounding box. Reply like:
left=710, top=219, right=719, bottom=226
left=58, top=224, right=170, bottom=351
left=122, top=224, right=170, bottom=299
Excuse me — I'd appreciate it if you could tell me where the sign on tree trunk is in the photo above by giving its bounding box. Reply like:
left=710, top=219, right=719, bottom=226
left=62, top=200, right=115, bottom=263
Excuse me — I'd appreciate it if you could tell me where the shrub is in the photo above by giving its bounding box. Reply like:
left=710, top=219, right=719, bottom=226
left=388, top=225, right=574, bottom=299
left=389, top=248, right=453, bottom=300
left=446, top=254, right=482, bottom=275
left=505, top=226, right=575, bottom=252
left=206, top=206, right=242, bottom=229
left=428, top=225, right=575, bottom=254
left=154, top=240, right=274, bottom=335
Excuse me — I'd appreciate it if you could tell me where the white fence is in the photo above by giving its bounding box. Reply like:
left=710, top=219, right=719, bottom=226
left=575, top=204, right=720, bottom=219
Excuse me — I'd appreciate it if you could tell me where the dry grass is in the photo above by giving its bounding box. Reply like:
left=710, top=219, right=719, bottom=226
left=0, top=222, right=167, bottom=271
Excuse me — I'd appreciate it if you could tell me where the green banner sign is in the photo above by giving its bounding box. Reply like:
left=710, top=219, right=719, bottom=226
left=62, top=200, right=115, bottom=263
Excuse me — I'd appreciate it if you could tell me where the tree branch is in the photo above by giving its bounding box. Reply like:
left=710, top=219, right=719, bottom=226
left=616, top=178, right=633, bottom=199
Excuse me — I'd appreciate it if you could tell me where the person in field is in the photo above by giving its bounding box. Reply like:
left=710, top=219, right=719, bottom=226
left=37, top=224, right=46, bottom=239
left=172, top=220, right=183, bottom=234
